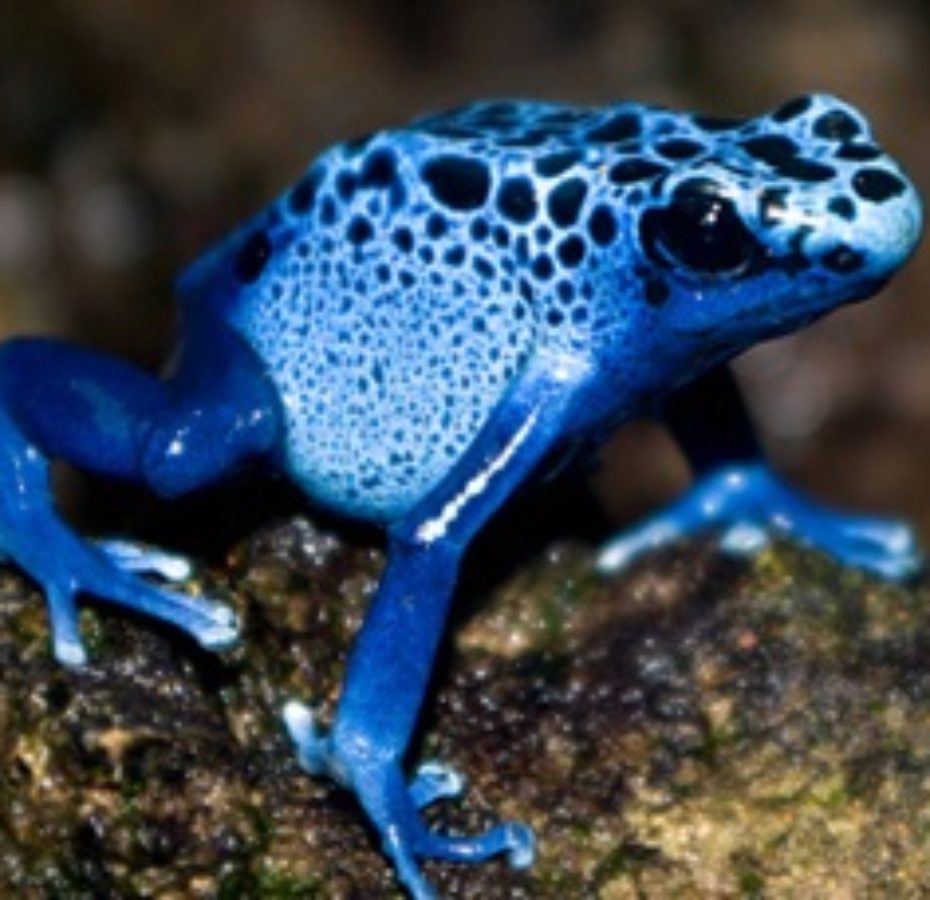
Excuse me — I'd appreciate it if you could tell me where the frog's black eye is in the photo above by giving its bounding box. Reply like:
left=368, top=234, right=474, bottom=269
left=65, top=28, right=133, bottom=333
left=233, top=229, right=273, bottom=284
left=640, top=179, right=760, bottom=276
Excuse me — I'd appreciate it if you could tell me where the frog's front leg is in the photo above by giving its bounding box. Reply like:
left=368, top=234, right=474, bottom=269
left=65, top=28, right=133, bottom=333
left=0, top=329, right=280, bottom=664
left=285, top=538, right=535, bottom=900
left=284, top=365, right=583, bottom=899
left=599, top=365, right=921, bottom=579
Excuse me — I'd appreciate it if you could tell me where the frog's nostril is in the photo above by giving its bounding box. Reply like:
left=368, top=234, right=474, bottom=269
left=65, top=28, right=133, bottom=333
left=821, top=245, right=865, bottom=274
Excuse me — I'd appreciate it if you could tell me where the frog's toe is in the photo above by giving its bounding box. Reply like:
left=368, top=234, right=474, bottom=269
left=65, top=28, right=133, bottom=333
left=282, top=700, right=331, bottom=776
left=717, top=494, right=922, bottom=580
left=597, top=519, right=684, bottom=573
left=188, top=599, right=239, bottom=649
left=410, top=760, right=465, bottom=808
left=284, top=704, right=535, bottom=899
left=37, top=551, right=238, bottom=665
left=847, top=545, right=921, bottom=580
left=599, top=464, right=924, bottom=582
left=807, top=514, right=922, bottom=580
left=384, top=771, right=535, bottom=899
left=105, top=569, right=237, bottom=649
left=835, top=515, right=917, bottom=556
left=719, top=522, right=771, bottom=555
left=44, top=583, right=87, bottom=667
left=96, top=539, right=194, bottom=581
left=413, top=820, right=536, bottom=869
left=597, top=465, right=763, bottom=573
left=81, top=561, right=236, bottom=656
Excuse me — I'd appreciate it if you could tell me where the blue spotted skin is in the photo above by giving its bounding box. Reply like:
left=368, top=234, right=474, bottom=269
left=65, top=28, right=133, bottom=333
left=0, top=94, right=922, bottom=898
left=182, top=94, right=920, bottom=526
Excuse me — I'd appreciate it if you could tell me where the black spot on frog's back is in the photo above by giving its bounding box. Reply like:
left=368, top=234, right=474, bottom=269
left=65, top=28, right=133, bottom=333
left=347, top=216, right=374, bottom=245
left=393, top=226, right=415, bottom=253
left=586, top=112, right=641, bottom=143
left=535, top=150, right=583, bottom=178
left=656, top=138, right=705, bottom=160
left=289, top=167, right=324, bottom=215
left=609, top=158, right=668, bottom=185
left=359, top=149, right=398, bottom=188
left=426, top=213, right=448, bottom=239
left=771, top=95, right=812, bottom=123
left=547, top=178, right=588, bottom=228
left=587, top=206, right=617, bottom=246
left=741, top=135, right=799, bottom=166
left=336, top=170, right=358, bottom=201
left=691, top=113, right=744, bottom=132
left=644, top=276, right=670, bottom=306
left=421, top=155, right=491, bottom=210
left=556, top=234, right=586, bottom=267
left=497, top=177, right=537, bottom=223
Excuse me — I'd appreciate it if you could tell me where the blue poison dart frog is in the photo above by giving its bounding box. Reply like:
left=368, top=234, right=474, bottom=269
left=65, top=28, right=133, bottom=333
left=0, top=94, right=922, bottom=898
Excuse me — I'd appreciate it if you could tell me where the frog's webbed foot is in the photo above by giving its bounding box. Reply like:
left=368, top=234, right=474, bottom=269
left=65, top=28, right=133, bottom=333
left=36, top=536, right=238, bottom=666
left=284, top=701, right=535, bottom=900
left=0, top=477, right=238, bottom=667
left=598, top=462, right=922, bottom=581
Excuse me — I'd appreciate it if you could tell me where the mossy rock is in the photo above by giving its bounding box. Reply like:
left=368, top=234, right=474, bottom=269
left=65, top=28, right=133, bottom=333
left=0, top=517, right=928, bottom=898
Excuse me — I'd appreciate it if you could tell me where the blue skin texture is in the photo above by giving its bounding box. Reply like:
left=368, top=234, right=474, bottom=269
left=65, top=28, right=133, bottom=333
left=0, top=94, right=923, bottom=897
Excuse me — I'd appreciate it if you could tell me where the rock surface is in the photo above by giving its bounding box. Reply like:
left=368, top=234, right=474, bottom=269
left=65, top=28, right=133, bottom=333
left=0, top=516, right=929, bottom=898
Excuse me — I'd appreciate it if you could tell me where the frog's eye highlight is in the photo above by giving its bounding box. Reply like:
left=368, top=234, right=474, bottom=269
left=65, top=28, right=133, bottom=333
left=640, top=179, right=760, bottom=276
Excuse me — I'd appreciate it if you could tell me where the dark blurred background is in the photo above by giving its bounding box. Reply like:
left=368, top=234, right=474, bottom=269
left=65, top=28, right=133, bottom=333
left=1, top=0, right=929, bottom=545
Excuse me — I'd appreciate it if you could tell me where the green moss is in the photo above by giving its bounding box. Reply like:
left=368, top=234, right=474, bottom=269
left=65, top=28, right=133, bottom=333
left=221, top=868, right=326, bottom=899
left=591, top=840, right=663, bottom=884
left=736, top=867, right=766, bottom=897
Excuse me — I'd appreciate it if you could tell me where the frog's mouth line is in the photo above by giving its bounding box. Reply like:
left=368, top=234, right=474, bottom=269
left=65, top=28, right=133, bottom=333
left=670, top=274, right=888, bottom=348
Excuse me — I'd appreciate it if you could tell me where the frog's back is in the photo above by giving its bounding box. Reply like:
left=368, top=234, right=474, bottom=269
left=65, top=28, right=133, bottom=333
left=186, top=98, right=818, bottom=522
left=175, top=95, right=924, bottom=523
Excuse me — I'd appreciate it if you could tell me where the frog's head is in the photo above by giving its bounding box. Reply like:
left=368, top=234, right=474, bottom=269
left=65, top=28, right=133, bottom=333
left=627, top=94, right=922, bottom=357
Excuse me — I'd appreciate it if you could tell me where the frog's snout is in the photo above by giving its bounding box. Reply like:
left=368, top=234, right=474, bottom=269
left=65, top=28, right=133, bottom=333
left=833, top=158, right=923, bottom=281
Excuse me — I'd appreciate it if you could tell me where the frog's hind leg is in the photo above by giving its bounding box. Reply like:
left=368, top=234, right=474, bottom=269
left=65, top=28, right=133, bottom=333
left=284, top=360, right=588, bottom=898
left=0, top=332, right=279, bottom=665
